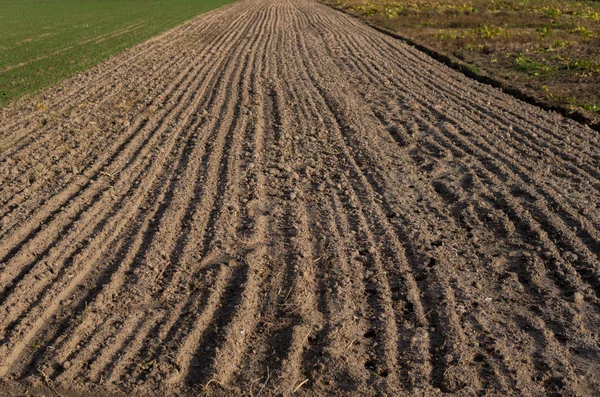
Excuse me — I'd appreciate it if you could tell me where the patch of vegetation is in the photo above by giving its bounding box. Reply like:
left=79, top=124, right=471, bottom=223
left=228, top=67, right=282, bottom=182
left=539, top=5, right=563, bottom=18
left=536, top=25, right=552, bottom=38
left=0, top=0, right=235, bottom=107
left=566, top=58, right=600, bottom=73
left=463, top=63, right=480, bottom=74
left=325, top=0, right=600, bottom=123
left=515, top=54, right=553, bottom=75
left=571, top=26, right=595, bottom=37
left=476, top=25, right=505, bottom=39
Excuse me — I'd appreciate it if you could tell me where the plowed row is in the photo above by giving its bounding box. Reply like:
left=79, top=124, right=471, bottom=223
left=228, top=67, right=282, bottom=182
left=1, top=0, right=599, bottom=395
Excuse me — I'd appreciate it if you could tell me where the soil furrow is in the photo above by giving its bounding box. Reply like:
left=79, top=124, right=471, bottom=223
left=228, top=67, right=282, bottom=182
left=317, top=27, right=600, bottom=299
left=52, top=8, right=268, bottom=390
left=1, top=0, right=600, bottom=395
left=0, top=7, right=257, bottom=239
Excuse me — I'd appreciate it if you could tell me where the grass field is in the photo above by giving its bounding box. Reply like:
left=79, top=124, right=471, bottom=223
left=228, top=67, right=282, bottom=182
left=0, top=0, right=234, bottom=107
left=325, top=0, right=600, bottom=125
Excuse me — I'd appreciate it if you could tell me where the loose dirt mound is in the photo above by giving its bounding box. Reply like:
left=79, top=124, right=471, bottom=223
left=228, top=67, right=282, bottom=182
left=1, top=0, right=599, bottom=395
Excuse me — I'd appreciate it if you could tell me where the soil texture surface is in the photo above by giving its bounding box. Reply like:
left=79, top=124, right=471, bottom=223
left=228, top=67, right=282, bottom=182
left=1, top=0, right=599, bottom=395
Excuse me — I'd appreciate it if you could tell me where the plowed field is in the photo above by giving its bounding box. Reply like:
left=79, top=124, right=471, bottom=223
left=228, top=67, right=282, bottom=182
left=1, top=0, right=599, bottom=395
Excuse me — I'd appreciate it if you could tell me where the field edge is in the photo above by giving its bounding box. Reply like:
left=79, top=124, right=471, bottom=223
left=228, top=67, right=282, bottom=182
left=321, top=1, right=600, bottom=133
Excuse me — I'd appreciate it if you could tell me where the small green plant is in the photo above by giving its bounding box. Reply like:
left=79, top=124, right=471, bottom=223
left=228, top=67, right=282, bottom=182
left=352, top=2, right=379, bottom=16
left=542, top=85, right=561, bottom=100
left=537, top=39, right=570, bottom=53
left=489, top=0, right=517, bottom=12
left=383, top=4, right=404, bottom=18
left=539, top=6, right=563, bottom=18
left=476, top=25, right=504, bottom=39
left=575, top=10, right=600, bottom=21
left=583, top=103, right=600, bottom=112
left=551, top=40, right=568, bottom=50
left=465, top=43, right=485, bottom=51
left=571, top=26, right=594, bottom=38
left=567, top=58, right=600, bottom=73
left=536, top=25, right=552, bottom=38
left=455, top=4, right=477, bottom=13
left=438, top=30, right=458, bottom=39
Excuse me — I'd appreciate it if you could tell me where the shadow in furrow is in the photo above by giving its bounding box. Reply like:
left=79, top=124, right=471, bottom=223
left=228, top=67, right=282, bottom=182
left=183, top=260, right=249, bottom=387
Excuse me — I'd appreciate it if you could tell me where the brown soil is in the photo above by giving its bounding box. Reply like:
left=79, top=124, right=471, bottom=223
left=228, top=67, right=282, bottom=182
left=1, top=0, right=600, bottom=395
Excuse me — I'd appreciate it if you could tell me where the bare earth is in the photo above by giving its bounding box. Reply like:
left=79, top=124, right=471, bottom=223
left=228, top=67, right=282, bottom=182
left=1, top=0, right=599, bottom=395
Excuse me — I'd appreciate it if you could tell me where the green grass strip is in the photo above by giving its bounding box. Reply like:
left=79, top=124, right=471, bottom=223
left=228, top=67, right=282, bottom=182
left=0, top=0, right=235, bottom=106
